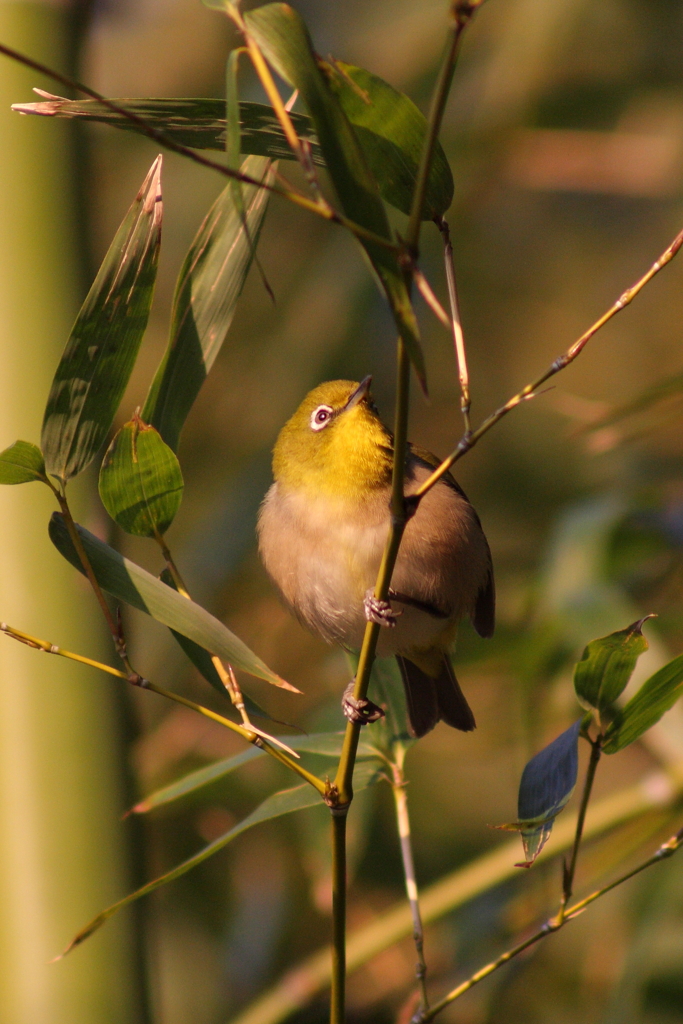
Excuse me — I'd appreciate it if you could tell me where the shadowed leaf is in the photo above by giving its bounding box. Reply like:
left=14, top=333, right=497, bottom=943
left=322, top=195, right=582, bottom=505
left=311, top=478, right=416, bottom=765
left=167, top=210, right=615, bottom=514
left=244, top=3, right=425, bottom=388
left=499, top=719, right=582, bottom=866
left=603, top=653, right=683, bottom=753
left=0, top=441, right=47, bottom=485
left=60, top=760, right=382, bottom=956
left=41, top=157, right=162, bottom=482
left=142, top=154, right=273, bottom=450
left=132, top=732, right=379, bottom=813
left=48, top=513, right=295, bottom=691
left=98, top=418, right=183, bottom=536
left=365, top=656, right=415, bottom=756
left=574, top=617, right=652, bottom=724
left=17, top=92, right=450, bottom=219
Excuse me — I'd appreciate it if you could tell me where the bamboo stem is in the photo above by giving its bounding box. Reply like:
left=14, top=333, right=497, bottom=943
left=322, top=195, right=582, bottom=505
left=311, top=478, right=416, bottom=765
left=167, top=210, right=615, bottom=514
left=556, top=735, right=602, bottom=924
left=392, top=760, right=429, bottom=1011
left=330, top=809, right=348, bottom=1024
left=437, top=216, right=471, bottom=432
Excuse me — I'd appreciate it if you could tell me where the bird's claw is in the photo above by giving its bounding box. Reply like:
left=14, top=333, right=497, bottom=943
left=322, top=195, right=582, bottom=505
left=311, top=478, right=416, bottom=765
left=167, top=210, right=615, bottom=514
left=364, top=589, right=400, bottom=627
left=342, top=681, right=385, bottom=725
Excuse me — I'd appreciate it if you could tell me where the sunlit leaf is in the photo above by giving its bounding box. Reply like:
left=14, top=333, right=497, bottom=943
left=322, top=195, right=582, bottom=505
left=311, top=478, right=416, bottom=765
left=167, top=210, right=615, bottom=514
left=158, top=567, right=271, bottom=720
left=41, top=157, right=162, bottom=482
left=17, top=93, right=449, bottom=219
left=603, top=653, right=683, bottom=754
left=0, top=441, right=48, bottom=485
left=244, top=3, right=425, bottom=388
left=573, top=617, right=652, bottom=723
left=60, top=760, right=382, bottom=956
left=48, top=512, right=295, bottom=691
left=499, top=719, right=582, bottom=867
left=142, top=154, right=273, bottom=450
left=325, top=60, right=453, bottom=219
left=98, top=418, right=183, bottom=537
left=132, top=732, right=379, bottom=813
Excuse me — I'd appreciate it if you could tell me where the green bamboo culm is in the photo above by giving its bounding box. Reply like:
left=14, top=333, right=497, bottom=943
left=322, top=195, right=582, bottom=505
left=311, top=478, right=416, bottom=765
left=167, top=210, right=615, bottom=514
left=0, top=4, right=146, bottom=1022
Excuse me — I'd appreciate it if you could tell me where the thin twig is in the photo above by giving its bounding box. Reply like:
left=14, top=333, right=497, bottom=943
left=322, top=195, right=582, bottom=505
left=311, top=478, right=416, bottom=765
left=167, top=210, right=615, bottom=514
left=0, top=621, right=324, bottom=792
left=556, top=734, right=602, bottom=923
left=415, top=824, right=683, bottom=1023
left=0, top=42, right=399, bottom=253
left=330, top=809, right=348, bottom=1024
left=413, top=222, right=683, bottom=501
left=392, top=757, right=429, bottom=1011
left=437, top=216, right=471, bottom=432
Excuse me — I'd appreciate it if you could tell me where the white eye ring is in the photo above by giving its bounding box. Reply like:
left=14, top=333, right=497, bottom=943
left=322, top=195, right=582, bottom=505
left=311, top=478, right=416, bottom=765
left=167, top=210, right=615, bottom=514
left=310, top=405, right=334, bottom=431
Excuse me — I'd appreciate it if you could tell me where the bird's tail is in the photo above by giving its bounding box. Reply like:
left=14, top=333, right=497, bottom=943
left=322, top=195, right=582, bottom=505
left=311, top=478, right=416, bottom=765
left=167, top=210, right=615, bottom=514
left=396, top=655, right=476, bottom=738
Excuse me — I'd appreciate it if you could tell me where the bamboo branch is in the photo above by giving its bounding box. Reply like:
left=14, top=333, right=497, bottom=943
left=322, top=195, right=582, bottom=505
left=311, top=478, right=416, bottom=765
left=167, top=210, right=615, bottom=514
left=0, top=623, right=325, bottom=793
left=437, top=216, right=471, bottom=432
left=556, top=734, right=602, bottom=924
left=413, top=222, right=683, bottom=501
left=416, top=823, right=683, bottom=1022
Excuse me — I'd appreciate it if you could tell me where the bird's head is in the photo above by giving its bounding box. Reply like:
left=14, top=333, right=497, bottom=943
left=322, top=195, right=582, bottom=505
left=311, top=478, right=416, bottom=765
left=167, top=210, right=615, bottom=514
left=272, top=378, right=393, bottom=499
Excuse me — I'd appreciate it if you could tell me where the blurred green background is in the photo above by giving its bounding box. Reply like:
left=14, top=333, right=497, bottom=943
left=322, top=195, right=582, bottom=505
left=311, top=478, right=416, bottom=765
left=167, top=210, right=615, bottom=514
left=2, top=0, right=683, bottom=1021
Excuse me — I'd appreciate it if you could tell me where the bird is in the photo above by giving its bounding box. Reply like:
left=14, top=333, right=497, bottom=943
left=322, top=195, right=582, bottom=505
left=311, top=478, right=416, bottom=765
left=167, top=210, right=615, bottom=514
left=257, top=377, right=494, bottom=737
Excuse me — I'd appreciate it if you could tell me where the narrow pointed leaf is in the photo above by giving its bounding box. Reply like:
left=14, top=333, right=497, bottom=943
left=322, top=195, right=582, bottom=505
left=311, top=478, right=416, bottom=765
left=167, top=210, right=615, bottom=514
left=48, top=512, right=296, bottom=691
left=603, top=653, right=683, bottom=753
left=573, top=617, right=652, bottom=718
left=132, top=732, right=379, bottom=813
left=98, top=418, right=184, bottom=537
left=0, top=440, right=48, bottom=484
left=41, top=157, right=163, bottom=482
left=16, top=94, right=449, bottom=219
left=244, top=3, right=425, bottom=388
left=326, top=60, right=453, bottom=219
left=158, top=567, right=271, bottom=720
left=142, top=154, right=273, bottom=450
left=501, top=719, right=582, bottom=866
left=60, top=761, right=382, bottom=956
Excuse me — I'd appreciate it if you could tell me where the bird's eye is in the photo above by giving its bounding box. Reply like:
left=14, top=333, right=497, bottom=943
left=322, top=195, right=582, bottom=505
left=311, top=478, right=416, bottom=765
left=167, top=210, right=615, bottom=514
left=310, top=405, right=334, bottom=431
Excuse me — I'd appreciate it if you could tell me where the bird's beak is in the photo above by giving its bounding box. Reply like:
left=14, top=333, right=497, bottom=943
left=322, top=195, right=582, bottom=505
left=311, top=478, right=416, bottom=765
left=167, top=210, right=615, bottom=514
left=344, top=375, right=372, bottom=411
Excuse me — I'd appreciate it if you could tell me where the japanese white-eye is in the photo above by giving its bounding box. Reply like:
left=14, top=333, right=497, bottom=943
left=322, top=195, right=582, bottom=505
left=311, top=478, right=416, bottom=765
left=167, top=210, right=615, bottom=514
left=257, top=378, right=495, bottom=737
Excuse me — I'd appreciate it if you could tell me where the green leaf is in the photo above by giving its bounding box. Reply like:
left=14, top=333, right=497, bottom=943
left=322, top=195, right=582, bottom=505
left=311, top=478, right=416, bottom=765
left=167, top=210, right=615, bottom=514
left=41, top=157, right=163, bottom=482
left=48, top=512, right=296, bottom=691
left=499, top=719, right=582, bottom=867
left=326, top=61, right=453, bottom=219
left=60, top=760, right=382, bottom=955
left=603, top=653, right=683, bottom=754
left=158, top=568, right=271, bottom=720
left=142, top=155, right=273, bottom=450
left=244, top=3, right=425, bottom=389
left=132, top=732, right=379, bottom=813
left=98, top=418, right=184, bottom=537
left=0, top=441, right=48, bottom=485
left=573, top=617, right=652, bottom=721
left=16, top=94, right=449, bottom=219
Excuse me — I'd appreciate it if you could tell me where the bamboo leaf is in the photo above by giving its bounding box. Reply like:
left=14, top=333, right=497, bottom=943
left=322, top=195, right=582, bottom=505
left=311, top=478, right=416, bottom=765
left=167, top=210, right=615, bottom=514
left=98, top=418, right=183, bottom=537
left=16, top=93, right=450, bottom=219
left=48, top=512, right=296, bottom=691
left=60, top=761, right=382, bottom=956
left=132, top=732, right=379, bottom=813
left=603, top=653, right=683, bottom=753
left=158, top=567, right=271, bottom=719
left=573, top=617, right=652, bottom=720
left=326, top=61, right=453, bottom=219
left=41, top=157, right=163, bottom=482
left=0, top=440, right=48, bottom=485
left=142, top=154, right=273, bottom=450
left=244, top=3, right=425, bottom=388
left=499, top=719, right=582, bottom=867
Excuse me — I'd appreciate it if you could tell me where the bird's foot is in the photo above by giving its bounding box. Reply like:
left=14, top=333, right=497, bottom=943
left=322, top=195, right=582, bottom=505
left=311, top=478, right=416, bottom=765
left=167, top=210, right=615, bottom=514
left=342, top=681, right=385, bottom=725
left=364, top=589, right=401, bottom=627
